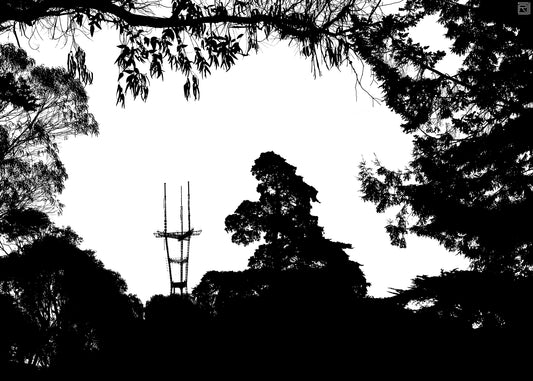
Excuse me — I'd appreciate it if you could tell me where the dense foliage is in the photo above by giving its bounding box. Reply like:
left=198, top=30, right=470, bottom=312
left=0, top=225, right=142, bottom=371
left=359, top=1, right=533, bottom=273
left=357, top=0, right=533, bottom=330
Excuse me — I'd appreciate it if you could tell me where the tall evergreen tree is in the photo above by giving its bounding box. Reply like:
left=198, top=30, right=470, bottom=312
left=358, top=0, right=533, bottom=274
left=226, top=152, right=353, bottom=272
left=195, top=151, right=367, bottom=316
left=357, top=1, right=533, bottom=332
left=225, top=151, right=366, bottom=290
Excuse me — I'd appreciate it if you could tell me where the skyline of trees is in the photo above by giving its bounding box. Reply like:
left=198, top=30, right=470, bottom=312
left=1, top=0, right=532, bottom=374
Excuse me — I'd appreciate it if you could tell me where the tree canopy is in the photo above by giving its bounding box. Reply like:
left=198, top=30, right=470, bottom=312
left=0, top=225, right=142, bottom=369
left=1, top=1, right=532, bottom=373
left=226, top=151, right=364, bottom=277
left=0, top=0, right=392, bottom=105
left=353, top=0, right=533, bottom=334
left=392, top=269, right=533, bottom=330
left=358, top=1, right=533, bottom=275
left=0, top=43, right=98, bottom=237
left=0, top=0, right=460, bottom=107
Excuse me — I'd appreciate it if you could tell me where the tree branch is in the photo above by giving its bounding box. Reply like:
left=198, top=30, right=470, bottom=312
left=3, top=0, right=340, bottom=40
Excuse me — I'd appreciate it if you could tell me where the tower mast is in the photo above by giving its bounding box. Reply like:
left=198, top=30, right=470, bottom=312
left=185, top=181, right=191, bottom=294
left=163, top=183, right=173, bottom=294
left=179, top=185, right=184, bottom=294
left=154, top=182, right=202, bottom=295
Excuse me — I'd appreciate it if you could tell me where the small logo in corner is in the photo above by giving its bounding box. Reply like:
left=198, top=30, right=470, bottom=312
left=518, top=2, right=531, bottom=15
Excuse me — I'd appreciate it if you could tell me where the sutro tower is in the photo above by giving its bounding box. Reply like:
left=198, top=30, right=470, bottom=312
left=154, top=182, right=201, bottom=295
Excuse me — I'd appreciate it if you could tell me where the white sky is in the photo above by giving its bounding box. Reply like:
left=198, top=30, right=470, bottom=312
left=4, top=15, right=469, bottom=303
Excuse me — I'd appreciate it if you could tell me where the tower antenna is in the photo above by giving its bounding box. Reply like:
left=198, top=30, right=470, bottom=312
left=179, top=185, right=184, bottom=293
left=185, top=181, right=191, bottom=294
left=154, top=182, right=202, bottom=295
left=163, top=183, right=173, bottom=294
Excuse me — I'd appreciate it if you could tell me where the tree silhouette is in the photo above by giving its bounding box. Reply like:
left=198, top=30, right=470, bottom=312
left=0, top=43, right=98, bottom=239
left=2, top=1, right=531, bottom=372
left=392, top=269, right=533, bottom=331
left=1, top=1, right=529, bottom=129
left=3, top=0, right=511, bottom=109
left=227, top=151, right=364, bottom=276
left=0, top=226, right=142, bottom=370
left=354, top=2, right=533, bottom=355
left=193, top=153, right=368, bottom=375
left=195, top=151, right=367, bottom=324
left=0, top=208, right=52, bottom=254
left=226, top=151, right=366, bottom=287
left=358, top=2, right=533, bottom=274
left=0, top=0, right=391, bottom=104
left=193, top=270, right=266, bottom=316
